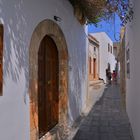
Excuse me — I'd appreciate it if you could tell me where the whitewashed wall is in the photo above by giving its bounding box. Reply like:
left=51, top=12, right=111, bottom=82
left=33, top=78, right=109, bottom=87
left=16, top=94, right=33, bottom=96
left=0, top=0, right=88, bottom=139
left=125, top=0, right=140, bottom=139
left=92, top=32, right=116, bottom=83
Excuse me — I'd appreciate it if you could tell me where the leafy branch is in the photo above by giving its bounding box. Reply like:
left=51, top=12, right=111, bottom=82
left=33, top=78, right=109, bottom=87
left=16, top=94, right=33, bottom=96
left=69, top=0, right=134, bottom=25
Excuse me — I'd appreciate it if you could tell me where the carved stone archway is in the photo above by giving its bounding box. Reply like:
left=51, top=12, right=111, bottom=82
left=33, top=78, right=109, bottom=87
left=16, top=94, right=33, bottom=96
left=29, top=19, right=68, bottom=140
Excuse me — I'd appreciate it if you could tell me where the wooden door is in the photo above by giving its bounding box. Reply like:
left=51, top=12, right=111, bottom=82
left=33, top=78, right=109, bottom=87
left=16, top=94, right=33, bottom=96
left=38, top=35, right=59, bottom=138
left=93, top=58, right=96, bottom=79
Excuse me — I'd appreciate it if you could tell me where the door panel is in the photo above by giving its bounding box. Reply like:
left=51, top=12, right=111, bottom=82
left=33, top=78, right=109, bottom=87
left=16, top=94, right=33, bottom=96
left=93, top=59, right=96, bottom=79
left=38, top=40, right=46, bottom=137
left=38, top=35, right=59, bottom=138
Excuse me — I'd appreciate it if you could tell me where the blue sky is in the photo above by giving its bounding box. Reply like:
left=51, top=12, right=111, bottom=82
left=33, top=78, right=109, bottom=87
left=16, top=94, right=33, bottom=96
left=88, top=14, right=121, bottom=42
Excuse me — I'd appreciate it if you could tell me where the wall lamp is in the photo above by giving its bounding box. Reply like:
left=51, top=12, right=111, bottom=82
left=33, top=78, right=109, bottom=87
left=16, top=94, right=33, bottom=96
left=54, top=16, right=62, bottom=22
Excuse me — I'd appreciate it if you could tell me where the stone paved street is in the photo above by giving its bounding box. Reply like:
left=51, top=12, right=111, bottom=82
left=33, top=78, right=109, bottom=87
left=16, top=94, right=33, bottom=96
left=73, top=84, right=134, bottom=140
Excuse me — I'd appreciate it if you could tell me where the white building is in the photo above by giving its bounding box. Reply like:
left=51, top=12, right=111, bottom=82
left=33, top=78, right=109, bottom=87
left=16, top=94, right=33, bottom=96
left=88, top=34, right=100, bottom=81
left=125, top=0, right=140, bottom=139
left=0, top=0, right=88, bottom=139
left=91, top=32, right=116, bottom=83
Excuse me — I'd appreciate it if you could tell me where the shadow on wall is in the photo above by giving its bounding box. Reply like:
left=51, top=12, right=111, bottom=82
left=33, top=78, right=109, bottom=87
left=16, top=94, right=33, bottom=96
left=68, top=32, right=87, bottom=124
left=68, top=69, right=82, bottom=123
left=0, top=0, right=29, bottom=102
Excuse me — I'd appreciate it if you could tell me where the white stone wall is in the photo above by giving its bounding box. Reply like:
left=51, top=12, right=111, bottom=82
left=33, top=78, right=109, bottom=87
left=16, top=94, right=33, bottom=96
left=92, top=32, right=116, bottom=83
left=0, top=0, right=88, bottom=139
left=125, top=0, right=140, bottom=139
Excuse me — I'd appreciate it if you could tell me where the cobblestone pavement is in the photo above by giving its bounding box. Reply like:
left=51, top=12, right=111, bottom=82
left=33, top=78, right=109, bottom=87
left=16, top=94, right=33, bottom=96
left=73, top=84, right=134, bottom=140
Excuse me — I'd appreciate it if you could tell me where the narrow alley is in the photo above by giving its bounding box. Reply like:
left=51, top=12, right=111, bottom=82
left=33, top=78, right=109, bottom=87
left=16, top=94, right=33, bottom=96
left=0, top=1, right=139, bottom=140
left=73, top=84, right=134, bottom=140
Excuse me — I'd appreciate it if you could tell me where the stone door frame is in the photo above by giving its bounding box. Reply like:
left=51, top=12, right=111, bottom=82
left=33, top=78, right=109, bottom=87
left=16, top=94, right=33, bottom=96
left=29, top=19, right=68, bottom=140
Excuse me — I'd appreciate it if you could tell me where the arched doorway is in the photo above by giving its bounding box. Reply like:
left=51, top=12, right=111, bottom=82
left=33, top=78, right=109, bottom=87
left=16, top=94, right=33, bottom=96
left=38, top=35, right=59, bottom=138
left=29, top=19, right=68, bottom=139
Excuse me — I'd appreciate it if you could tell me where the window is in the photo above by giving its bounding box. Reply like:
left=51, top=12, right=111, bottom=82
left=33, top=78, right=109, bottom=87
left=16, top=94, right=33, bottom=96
left=108, top=44, right=113, bottom=54
left=126, top=48, right=130, bottom=78
left=0, top=24, right=3, bottom=96
left=108, top=43, right=110, bottom=52
left=111, top=46, right=112, bottom=53
left=94, top=47, right=96, bottom=52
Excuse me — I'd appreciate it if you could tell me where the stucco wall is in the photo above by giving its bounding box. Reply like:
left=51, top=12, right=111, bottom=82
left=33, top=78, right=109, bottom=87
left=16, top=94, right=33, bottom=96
left=125, top=0, right=140, bottom=139
left=92, top=32, right=116, bottom=83
left=0, top=0, right=88, bottom=139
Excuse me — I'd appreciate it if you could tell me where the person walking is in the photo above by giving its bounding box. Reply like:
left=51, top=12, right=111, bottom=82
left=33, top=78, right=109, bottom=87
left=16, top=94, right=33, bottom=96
left=108, top=71, right=112, bottom=84
left=106, top=70, right=112, bottom=84
left=112, top=70, right=117, bottom=84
